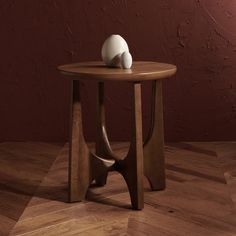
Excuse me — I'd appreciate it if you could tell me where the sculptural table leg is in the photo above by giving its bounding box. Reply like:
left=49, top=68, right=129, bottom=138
left=117, top=82, right=144, bottom=210
left=68, top=80, right=115, bottom=202
left=95, top=82, right=113, bottom=186
left=68, top=80, right=91, bottom=202
left=144, top=80, right=166, bottom=190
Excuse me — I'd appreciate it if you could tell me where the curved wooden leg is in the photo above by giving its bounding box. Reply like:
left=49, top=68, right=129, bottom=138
left=94, top=172, right=108, bottom=187
left=117, top=82, right=144, bottom=210
left=69, top=80, right=114, bottom=202
left=144, top=80, right=165, bottom=191
left=91, top=153, right=114, bottom=186
left=95, top=82, right=118, bottom=186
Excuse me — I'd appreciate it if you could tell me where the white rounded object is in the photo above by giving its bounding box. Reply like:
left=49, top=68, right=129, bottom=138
left=101, top=35, right=129, bottom=67
left=121, top=51, right=132, bottom=69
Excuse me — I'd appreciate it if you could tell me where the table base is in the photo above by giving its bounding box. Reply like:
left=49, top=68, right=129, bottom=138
left=69, top=80, right=165, bottom=210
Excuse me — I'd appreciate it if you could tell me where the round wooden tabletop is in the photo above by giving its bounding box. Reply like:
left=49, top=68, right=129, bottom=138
left=58, top=61, right=177, bottom=82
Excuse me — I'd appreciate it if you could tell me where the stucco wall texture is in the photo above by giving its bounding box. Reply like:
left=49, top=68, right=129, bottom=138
left=0, top=0, right=235, bottom=142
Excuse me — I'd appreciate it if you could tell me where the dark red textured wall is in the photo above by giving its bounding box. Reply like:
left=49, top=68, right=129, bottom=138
left=0, top=0, right=235, bottom=142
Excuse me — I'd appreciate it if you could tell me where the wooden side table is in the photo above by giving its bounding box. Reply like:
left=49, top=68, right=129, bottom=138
left=58, top=61, right=176, bottom=210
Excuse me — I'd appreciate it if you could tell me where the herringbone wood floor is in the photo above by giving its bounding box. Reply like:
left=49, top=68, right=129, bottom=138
left=0, top=142, right=236, bottom=236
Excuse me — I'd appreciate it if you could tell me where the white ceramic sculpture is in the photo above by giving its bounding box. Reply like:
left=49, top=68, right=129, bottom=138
left=121, top=51, right=132, bottom=69
left=101, top=34, right=132, bottom=68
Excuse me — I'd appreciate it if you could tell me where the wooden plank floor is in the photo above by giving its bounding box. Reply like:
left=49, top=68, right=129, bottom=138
left=0, top=142, right=63, bottom=236
left=0, top=142, right=235, bottom=235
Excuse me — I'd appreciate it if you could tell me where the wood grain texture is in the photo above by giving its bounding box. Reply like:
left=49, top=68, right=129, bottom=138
left=62, top=61, right=176, bottom=208
left=95, top=82, right=114, bottom=160
left=215, top=142, right=236, bottom=210
left=0, top=142, right=63, bottom=236
left=144, top=80, right=165, bottom=190
left=69, top=80, right=92, bottom=202
left=69, top=80, right=114, bottom=202
left=116, top=83, right=144, bottom=210
left=70, top=79, right=163, bottom=209
left=0, top=142, right=235, bottom=235
left=58, top=61, right=177, bottom=81
left=95, top=82, right=116, bottom=186
left=95, top=82, right=144, bottom=209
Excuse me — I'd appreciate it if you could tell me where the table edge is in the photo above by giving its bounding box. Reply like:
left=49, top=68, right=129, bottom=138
left=57, top=61, right=177, bottom=82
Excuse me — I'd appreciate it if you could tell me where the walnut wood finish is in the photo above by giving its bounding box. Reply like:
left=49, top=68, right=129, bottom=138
left=70, top=81, right=144, bottom=209
left=69, top=80, right=114, bottom=202
left=114, top=81, right=164, bottom=208
left=116, top=82, right=144, bottom=209
left=95, top=82, right=115, bottom=186
left=3, top=142, right=236, bottom=236
left=144, top=80, right=165, bottom=190
left=61, top=61, right=177, bottom=209
left=69, top=80, right=90, bottom=201
left=58, top=61, right=177, bottom=82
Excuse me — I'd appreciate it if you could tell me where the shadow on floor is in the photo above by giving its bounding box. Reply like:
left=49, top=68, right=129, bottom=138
left=0, top=142, right=62, bottom=236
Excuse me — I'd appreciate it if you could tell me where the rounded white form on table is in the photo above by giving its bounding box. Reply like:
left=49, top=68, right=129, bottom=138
left=101, top=35, right=133, bottom=68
